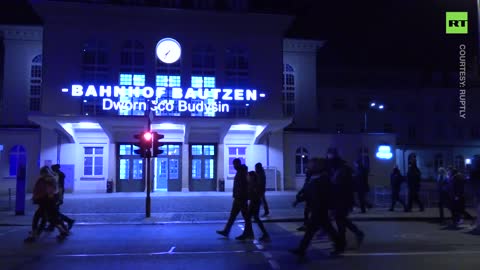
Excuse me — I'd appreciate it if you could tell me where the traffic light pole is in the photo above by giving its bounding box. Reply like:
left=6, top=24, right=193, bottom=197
left=146, top=150, right=151, bottom=218
left=146, top=100, right=152, bottom=218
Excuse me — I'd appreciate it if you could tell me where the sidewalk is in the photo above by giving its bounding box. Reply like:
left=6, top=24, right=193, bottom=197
left=1, top=208, right=477, bottom=226
left=0, top=192, right=477, bottom=225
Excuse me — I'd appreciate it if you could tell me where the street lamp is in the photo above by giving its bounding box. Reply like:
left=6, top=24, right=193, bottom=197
left=364, top=101, right=385, bottom=133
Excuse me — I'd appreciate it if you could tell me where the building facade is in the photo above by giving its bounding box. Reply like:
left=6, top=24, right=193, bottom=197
left=1, top=0, right=475, bottom=194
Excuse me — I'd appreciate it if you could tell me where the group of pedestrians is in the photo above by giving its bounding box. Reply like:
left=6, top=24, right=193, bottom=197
left=389, top=158, right=424, bottom=212
left=216, top=160, right=271, bottom=242
left=24, top=164, right=75, bottom=242
left=389, top=154, right=480, bottom=231
left=436, top=166, right=476, bottom=228
left=289, top=149, right=364, bottom=257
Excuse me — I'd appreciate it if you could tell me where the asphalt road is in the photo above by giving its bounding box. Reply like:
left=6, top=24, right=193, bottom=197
left=1, top=221, right=480, bottom=270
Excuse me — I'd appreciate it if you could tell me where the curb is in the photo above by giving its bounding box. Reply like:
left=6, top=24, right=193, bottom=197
left=0, top=216, right=463, bottom=226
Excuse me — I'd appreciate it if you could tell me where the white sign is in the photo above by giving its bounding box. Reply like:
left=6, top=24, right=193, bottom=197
left=61, top=85, right=266, bottom=114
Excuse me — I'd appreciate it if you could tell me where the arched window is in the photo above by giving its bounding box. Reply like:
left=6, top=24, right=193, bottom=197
left=283, top=64, right=295, bottom=116
left=454, top=155, right=465, bottom=171
left=119, top=40, right=145, bottom=116
left=434, top=153, right=444, bottom=172
left=30, top=55, right=42, bottom=111
left=81, top=39, right=109, bottom=116
left=9, top=145, right=26, bottom=177
left=295, top=147, right=309, bottom=176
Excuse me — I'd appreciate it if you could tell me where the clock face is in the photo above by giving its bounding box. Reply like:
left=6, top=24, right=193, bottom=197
left=156, top=38, right=181, bottom=64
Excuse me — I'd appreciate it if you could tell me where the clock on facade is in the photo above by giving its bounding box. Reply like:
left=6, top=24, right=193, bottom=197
left=156, top=38, right=182, bottom=64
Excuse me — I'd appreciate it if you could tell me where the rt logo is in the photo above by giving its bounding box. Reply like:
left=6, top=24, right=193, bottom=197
left=446, top=12, right=468, bottom=34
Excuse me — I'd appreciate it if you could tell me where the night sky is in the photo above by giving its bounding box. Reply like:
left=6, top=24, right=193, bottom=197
left=0, top=0, right=478, bottom=70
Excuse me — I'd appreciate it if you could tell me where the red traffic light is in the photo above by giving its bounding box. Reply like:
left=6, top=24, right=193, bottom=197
left=143, top=132, right=152, bottom=141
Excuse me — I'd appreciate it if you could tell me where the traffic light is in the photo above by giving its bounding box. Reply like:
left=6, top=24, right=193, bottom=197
left=133, top=131, right=153, bottom=158
left=151, top=132, right=165, bottom=157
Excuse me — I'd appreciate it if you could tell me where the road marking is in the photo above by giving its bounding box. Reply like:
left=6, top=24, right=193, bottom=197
left=55, top=250, right=262, bottom=257
left=237, top=221, right=279, bottom=269
left=268, top=259, right=280, bottom=270
left=263, top=252, right=272, bottom=259
left=343, top=250, right=480, bottom=257
left=168, top=246, right=176, bottom=254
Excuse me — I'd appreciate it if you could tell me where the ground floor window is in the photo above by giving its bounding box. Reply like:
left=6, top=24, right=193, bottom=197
left=83, top=146, right=104, bottom=177
left=295, top=147, right=309, bottom=176
left=227, top=146, right=247, bottom=175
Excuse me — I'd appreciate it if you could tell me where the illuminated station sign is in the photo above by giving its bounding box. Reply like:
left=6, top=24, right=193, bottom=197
left=61, top=85, right=266, bottom=114
left=61, top=38, right=266, bottom=114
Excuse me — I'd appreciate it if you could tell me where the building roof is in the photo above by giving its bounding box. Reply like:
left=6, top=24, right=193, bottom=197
left=0, top=0, right=42, bottom=25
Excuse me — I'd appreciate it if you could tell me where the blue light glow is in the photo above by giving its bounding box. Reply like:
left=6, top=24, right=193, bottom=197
left=169, top=76, right=181, bottom=87
left=156, top=75, right=181, bottom=87
left=133, top=74, right=145, bottom=86
left=156, top=75, right=169, bottom=87
left=191, top=76, right=216, bottom=88
left=370, top=102, right=376, bottom=107
left=119, top=74, right=132, bottom=86
left=376, top=145, right=393, bottom=160
left=120, top=73, right=145, bottom=86
left=379, top=105, right=384, bottom=109
left=466, top=158, right=472, bottom=165
left=191, top=76, right=203, bottom=88
left=204, top=77, right=215, bottom=88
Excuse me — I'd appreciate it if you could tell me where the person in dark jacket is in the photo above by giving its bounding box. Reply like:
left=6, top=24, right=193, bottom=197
left=352, top=160, right=370, bottom=213
left=436, top=167, right=449, bottom=222
left=406, top=161, right=424, bottom=212
left=389, top=165, right=407, bottom=211
left=293, top=168, right=312, bottom=231
left=289, top=158, right=344, bottom=257
left=469, top=156, right=480, bottom=232
left=25, top=166, right=69, bottom=242
left=329, top=156, right=364, bottom=249
left=47, top=164, right=75, bottom=231
left=255, top=163, right=270, bottom=217
left=247, top=171, right=270, bottom=242
left=447, top=168, right=475, bottom=228
left=217, top=158, right=253, bottom=240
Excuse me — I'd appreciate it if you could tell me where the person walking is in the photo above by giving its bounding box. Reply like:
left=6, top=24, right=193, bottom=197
left=247, top=171, right=270, bottom=242
left=289, top=158, right=344, bottom=257
left=352, top=160, right=370, bottom=213
left=437, top=167, right=449, bottom=222
left=389, top=165, right=407, bottom=211
left=469, top=156, right=480, bottom=233
left=25, top=166, right=69, bottom=242
left=50, top=164, right=75, bottom=230
left=293, top=168, right=312, bottom=231
left=255, top=163, right=270, bottom=217
left=406, top=160, right=424, bottom=212
left=217, top=158, right=253, bottom=240
left=447, top=168, right=475, bottom=228
left=328, top=154, right=364, bottom=249
left=25, top=167, right=51, bottom=242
